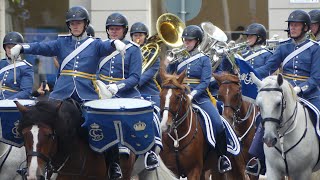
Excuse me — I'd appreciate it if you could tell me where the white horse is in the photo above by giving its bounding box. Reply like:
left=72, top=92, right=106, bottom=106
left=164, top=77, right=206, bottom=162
left=0, top=142, right=26, bottom=180
left=250, top=73, right=320, bottom=180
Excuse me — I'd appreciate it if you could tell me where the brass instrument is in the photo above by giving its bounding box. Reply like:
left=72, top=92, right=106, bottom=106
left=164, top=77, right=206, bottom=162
left=141, top=13, right=185, bottom=73
left=166, top=46, right=189, bottom=63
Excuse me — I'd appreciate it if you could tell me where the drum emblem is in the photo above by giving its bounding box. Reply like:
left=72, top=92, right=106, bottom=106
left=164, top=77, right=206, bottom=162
left=133, top=121, right=146, bottom=131
left=89, top=123, right=104, bottom=141
left=12, top=120, right=20, bottom=138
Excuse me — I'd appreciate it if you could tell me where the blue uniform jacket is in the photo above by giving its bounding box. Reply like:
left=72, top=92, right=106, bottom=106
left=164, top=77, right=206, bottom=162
left=138, top=58, right=160, bottom=96
left=98, top=40, right=142, bottom=98
left=167, top=53, right=212, bottom=104
left=0, top=58, right=33, bottom=99
left=22, top=35, right=116, bottom=101
left=256, top=38, right=320, bottom=100
left=241, top=47, right=273, bottom=69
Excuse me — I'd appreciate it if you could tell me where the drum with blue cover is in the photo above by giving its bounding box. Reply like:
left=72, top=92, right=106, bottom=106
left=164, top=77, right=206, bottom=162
left=0, top=99, right=35, bottom=147
left=82, top=98, right=155, bottom=154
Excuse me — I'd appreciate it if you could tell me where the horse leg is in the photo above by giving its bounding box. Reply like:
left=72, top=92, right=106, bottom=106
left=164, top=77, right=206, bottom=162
left=289, top=170, right=312, bottom=180
left=187, top=167, right=202, bottom=180
left=119, top=152, right=136, bottom=180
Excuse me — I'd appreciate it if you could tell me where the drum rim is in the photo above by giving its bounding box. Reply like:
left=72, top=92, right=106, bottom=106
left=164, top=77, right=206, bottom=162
left=0, top=99, right=35, bottom=108
left=84, top=98, right=153, bottom=110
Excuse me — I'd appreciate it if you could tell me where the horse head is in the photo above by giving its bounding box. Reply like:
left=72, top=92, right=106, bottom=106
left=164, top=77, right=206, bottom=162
left=159, top=68, right=191, bottom=133
left=251, top=73, right=297, bottom=147
left=213, top=72, right=242, bottom=123
left=16, top=100, right=82, bottom=180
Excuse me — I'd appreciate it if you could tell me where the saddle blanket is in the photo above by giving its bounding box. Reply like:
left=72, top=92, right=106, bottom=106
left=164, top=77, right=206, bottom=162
left=192, top=104, right=241, bottom=155
left=0, top=111, right=24, bottom=147
left=299, top=98, right=320, bottom=140
left=82, top=107, right=162, bottom=155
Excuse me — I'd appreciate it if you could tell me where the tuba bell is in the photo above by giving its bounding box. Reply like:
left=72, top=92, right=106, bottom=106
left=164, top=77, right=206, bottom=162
left=141, top=13, right=186, bottom=73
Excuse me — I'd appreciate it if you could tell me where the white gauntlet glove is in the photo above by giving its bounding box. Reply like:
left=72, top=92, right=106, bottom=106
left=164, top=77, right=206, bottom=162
left=107, top=84, right=119, bottom=95
left=293, top=86, right=301, bottom=94
left=96, top=80, right=113, bottom=99
left=114, top=39, right=126, bottom=54
left=187, top=94, right=193, bottom=101
left=10, top=44, right=22, bottom=60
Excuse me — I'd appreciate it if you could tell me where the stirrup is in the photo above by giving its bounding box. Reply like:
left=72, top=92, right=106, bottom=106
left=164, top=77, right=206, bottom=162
left=245, top=157, right=261, bottom=177
left=218, top=155, right=232, bottom=173
left=108, top=162, right=123, bottom=180
left=144, top=151, right=159, bottom=171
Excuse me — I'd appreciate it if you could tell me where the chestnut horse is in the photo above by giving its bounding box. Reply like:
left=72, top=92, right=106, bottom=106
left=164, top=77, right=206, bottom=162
left=159, top=70, right=219, bottom=180
left=212, top=72, right=258, bottom=180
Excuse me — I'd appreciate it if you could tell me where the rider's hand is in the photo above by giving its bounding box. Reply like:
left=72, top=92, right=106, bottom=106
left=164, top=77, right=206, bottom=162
left=96, top=80, right=113, bottom=99
left=10, top=44, right=22, bottom=60
left=293, top=86, right=301, bottom=94
left=114, top=40, right=126, bottom=54
left=187, top=94, right=193, bottom=101
left=107, top=84, right=119, bottom=95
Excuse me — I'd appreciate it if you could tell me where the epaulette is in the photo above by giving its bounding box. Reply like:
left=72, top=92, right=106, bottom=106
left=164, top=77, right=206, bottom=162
left=129, top=40, right=139, bottom=47
left=22, top=60, right=33, bottom=67
left=58, top=33, right=71, bottom=37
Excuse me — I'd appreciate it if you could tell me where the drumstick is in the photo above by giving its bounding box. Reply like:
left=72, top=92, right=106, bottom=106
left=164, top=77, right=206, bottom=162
left=13, top=57, right=17, bottom=84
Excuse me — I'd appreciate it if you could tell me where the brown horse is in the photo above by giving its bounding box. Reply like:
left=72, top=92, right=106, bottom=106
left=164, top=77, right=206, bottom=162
left=212, top=72, right=258, bottom=180
left=159, top=70, right=219, bottom=180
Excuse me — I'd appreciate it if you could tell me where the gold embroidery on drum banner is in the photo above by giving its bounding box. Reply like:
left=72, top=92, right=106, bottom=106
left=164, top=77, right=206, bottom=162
left=133, top=121, right=146, bottom=131
left=89, top=123, right=104, bottom=141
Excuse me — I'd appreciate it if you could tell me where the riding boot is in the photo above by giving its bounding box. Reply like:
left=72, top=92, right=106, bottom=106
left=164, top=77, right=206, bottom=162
left=145, top=150, right=159, bottom=171
left=216, top=130, right=232, bottom=173
left=104, top=147, right=122, bottom=180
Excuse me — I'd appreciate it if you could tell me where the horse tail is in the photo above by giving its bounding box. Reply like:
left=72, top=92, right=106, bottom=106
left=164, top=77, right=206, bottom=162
left=156, top=157, right=178, bottom=180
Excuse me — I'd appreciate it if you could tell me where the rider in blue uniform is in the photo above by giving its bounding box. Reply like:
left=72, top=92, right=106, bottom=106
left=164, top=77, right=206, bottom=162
left=130, top=22, right=162, bottom=171
left=10, top=6, right=125, bottom=103
left=245, top=10, right=320, bottom=176
left=167, top=25, right=232, bottom=173
left=96, top=13, right=143, bottom=179
left=241, top=23, right=273, bottom=69
left=309, top=9, right=320, bottom=41
left=0, top=32, right=33, bottom=100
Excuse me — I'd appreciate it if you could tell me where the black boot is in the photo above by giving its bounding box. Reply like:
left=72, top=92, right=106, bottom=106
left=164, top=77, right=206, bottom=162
left=104, top=147, right=122, bottom=180
left=216, top=131, right=232, bottom=173
left=245, top=157, right=266, bottom=176
left=145, top=151, right=159, bottom=171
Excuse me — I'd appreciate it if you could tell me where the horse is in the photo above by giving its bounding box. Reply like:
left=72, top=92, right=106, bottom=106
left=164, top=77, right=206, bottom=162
left=15, top=100, right=178, bottom=180
left=250, top=73, right=320, bottom=180
left=159, top=69, right=220, bottom=180
left=212, top=72, right=258, bottom=180
left=0, top=143, right=26, bottom=180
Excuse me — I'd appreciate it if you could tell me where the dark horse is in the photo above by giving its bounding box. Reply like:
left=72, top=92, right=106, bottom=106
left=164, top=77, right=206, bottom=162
left=159, top=70, right=219, bottom=180
left=212, top=72, right=258, bottom=180
left=15, top=100, right=109, bottom=180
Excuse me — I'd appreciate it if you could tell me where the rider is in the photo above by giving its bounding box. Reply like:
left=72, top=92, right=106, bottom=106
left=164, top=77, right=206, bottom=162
left=9, top=6, right=125, bottom=103
left=130, top=22, right=162, bottom=171
left=245, top=9, right=320, bottom=176
left=1, top=32, right=33, bottom=100
left=241, top=23, right=273, bottom=69
left=96, top=13, right=143, bottom=179
left=308, top=9, right=320, bottom=41
left=167, top=25, right=232, bottom=173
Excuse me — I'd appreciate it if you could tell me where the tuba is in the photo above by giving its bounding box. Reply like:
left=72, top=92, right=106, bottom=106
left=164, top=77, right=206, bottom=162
left=198, top=22, right=228, bottom=71
left=141, top=13, right=185, bottom=73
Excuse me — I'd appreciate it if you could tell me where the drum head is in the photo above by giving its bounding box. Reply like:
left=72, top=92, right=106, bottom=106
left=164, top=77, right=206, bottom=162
left=0, top=100, right=35, bottom=108
left=84, top=98, right=153, bottom=110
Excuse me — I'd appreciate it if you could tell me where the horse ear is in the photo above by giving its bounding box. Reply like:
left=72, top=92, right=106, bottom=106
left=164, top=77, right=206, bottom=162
left=212, top=73, right=222, bottom=85
left=277, top=74, right=283, bottom=86
left=250, top=72, right=262, bottom=88
left=14, top=101, right=29, bottom=113
left=177, top=70, right=186, bottom=84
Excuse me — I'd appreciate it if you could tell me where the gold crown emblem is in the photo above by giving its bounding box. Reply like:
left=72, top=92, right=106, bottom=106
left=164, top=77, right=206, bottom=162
left=133, top=121, right=146, bottom=131
left=90, top=123, right=100, bottom=129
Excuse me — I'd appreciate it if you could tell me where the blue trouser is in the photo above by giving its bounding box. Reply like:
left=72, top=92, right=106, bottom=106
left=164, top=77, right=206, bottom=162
left=216, top=100, right=224, bottom=115
left=248, top=122, right=265, bottom=161
left=194, top=100, right=225, bottom=135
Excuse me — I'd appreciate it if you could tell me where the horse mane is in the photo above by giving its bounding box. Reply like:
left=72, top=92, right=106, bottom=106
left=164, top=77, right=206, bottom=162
left=221, top=71, right=240, bottom=82
left=162, top=73, right=190, bottom=92
left=260, top=75, right=297, bottom=101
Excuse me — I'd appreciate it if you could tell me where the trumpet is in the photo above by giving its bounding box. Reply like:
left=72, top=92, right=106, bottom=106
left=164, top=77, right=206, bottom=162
left=166, top=47, right=190, bottom=64
left=215, top=41, right=248, bottom=55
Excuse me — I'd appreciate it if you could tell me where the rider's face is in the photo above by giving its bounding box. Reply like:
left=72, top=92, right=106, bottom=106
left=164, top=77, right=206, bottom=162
left=69, top=20, right=85, bottom=36
left=132, top=33, right=146, bottom=45
left=246, top=35, right=258, bottom=47
left=183, top=39, right=197, bottom=52
left=4, top=44, right=15, bottom=58
left=310, top=23, right=320, bottom=35
left=108, top=26, right=125, bottom=40
left=289, top=22, right=306, bottom=38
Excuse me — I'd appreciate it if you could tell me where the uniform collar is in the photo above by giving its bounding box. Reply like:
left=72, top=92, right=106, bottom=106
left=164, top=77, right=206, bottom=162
left=316, top=33, right=320, bottom=41
left=6, top=56, right=22, bottom=64
left=293, top=35, right=307, bottom=45
left=189, top=48, right=200, bottom=56
left=72, top=33, right=88, bottom=41
left=249, top=45, right=263, bottom=52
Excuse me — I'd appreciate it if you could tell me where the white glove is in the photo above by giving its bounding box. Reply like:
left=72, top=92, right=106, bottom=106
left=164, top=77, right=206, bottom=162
left=114, top=39, right=126, bottom=54
left=187, top=94, right=193, bottom=101
left=107, top=83, right=119, bottom=95
left=293, top=86, right=301, bottom=94
left=96, top=80, right=113, bottom=99
left=10, top=44, right=22, bottom=60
